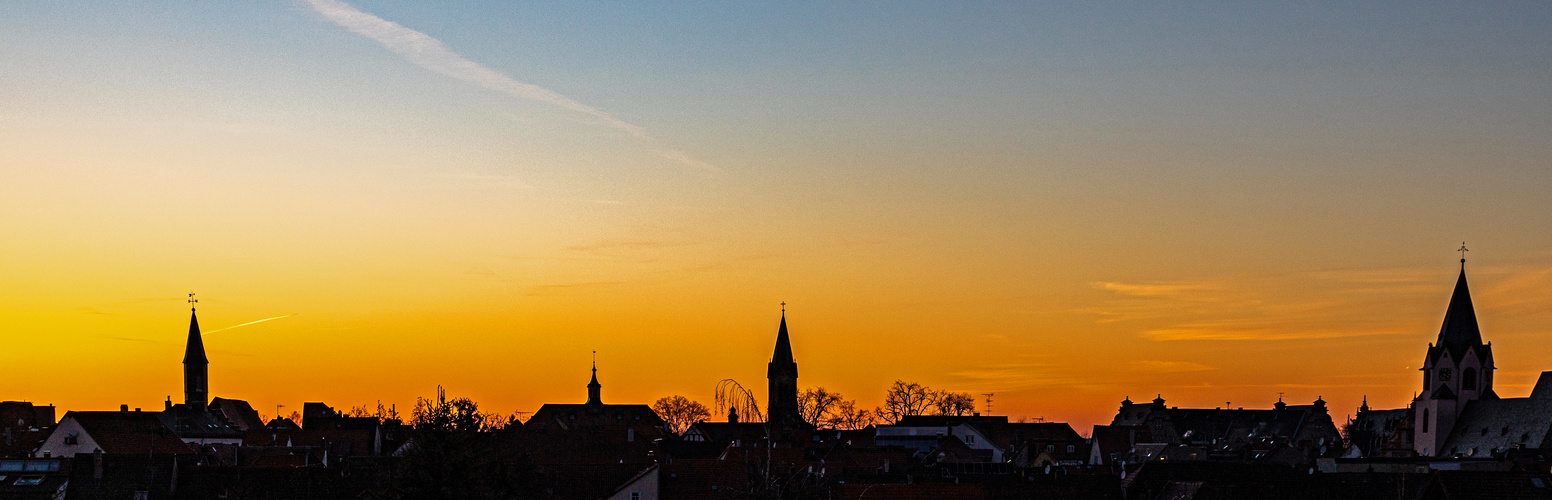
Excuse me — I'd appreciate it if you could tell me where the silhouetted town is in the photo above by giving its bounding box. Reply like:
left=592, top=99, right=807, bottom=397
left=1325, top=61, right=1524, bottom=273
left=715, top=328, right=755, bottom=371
left=6, top=261, right=1552, bottom=499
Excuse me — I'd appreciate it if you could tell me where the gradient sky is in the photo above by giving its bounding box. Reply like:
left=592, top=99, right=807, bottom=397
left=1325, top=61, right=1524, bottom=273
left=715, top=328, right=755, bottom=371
left=3, top=1, right=1551, bottom=431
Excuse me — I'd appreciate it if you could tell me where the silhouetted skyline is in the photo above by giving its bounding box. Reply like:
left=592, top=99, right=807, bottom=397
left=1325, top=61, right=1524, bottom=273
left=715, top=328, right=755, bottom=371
left=4, top=1, right=1552, bottom=434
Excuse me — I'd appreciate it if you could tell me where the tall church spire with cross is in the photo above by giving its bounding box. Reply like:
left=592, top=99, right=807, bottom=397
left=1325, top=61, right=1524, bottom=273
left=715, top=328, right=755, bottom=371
left=767, top=303, right=806, bottom=429
left=1414, top=244, right=1497, bottom=456
left=183, top=292, right=209, bottom=412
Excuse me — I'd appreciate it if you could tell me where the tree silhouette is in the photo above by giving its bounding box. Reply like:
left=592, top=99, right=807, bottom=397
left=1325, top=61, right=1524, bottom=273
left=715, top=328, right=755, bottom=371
left=831, top=400, right=880, bottom=430
left=653, top=395, right=711, bottom=434
left=715, top=378, right=764, bottom=423
left=797, top=387, right=843, bottom=427
left=934, top=392, right=977, bottom=416
left=880, top=380, right=939, bottom=423
left=380, top=386, right=540, bottom=499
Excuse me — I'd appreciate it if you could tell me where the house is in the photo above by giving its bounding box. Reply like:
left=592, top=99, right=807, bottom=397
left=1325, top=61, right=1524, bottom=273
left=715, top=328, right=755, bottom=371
left=517, top=362, right=670, bottom=500
left=604, top=459, right=749, bottom=500
left=35, top=410, right=191, bottom=457
left=1090, top=425, right=1152, bottom=465
left=877, top=415, right=1005, bottom=462
left=0, top=456, right=69, bottom=500
left=1, top=401, right=56, bottom=458
left=1109, top=394, right=1342, bottom=464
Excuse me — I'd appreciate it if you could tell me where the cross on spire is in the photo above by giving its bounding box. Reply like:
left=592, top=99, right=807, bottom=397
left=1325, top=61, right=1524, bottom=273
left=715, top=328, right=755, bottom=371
left=1458, top=242, right=1469, bottom=267
left=188, top=292, right=198, bottom=311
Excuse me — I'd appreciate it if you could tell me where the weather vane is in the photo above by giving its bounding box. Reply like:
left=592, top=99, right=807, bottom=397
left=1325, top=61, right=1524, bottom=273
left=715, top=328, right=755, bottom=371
left=188, top=292, right=197, bottom=311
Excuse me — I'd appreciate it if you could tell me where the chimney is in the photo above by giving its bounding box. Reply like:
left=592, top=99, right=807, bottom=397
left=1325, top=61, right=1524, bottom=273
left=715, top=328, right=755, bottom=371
left=120, top=404, right=128, bottom=412
left=165, top=397, right=172, bottom=411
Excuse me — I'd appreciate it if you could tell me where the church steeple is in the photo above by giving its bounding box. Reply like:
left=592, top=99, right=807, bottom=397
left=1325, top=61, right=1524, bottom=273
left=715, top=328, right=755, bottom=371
left=183, top=294, right=209, bottom=412
left=767, top=304, right=805, bottom=429
left=586, top=352, right=602, bottom=406
left=1414, top=248, right=1496, bottom=456
left=1435, top=267, right=1483, bottom=359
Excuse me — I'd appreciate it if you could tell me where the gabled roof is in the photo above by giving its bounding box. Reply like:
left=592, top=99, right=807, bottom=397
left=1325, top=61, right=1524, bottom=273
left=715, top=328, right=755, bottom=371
left=1441, top=372, right=1552, bottom=456
left=526, top=403, right=665, bottom=431
left=1091, top=424, right=1153, bottom=457
left=183, top=310, right=207, bottom=364
left=64, top=411, right=192, bottom=454
left=158, top=404, right=244, bottom=439
left=210, top=397, right=264, bottom=431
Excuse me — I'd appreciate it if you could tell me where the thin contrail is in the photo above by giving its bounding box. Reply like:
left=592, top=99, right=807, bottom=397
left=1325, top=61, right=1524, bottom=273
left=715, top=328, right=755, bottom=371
left=303, top=0, right=715, bottom=172
left=206, top=314, right=297, bottom=334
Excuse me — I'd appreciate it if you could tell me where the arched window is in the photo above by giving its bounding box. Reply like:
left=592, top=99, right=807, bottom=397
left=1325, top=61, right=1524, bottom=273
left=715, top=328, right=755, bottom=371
left=1423, top=409, right=1430, bottom=433
left=1423, top=369, right=1432, bottom=391
left=1463, top=368, right=1478, bottom=392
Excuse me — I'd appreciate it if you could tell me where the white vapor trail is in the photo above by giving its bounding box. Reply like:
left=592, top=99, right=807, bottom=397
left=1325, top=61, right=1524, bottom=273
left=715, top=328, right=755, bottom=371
left=304, top=0, right=714, bottom=171
left=205, top=314, right=297, bottom=334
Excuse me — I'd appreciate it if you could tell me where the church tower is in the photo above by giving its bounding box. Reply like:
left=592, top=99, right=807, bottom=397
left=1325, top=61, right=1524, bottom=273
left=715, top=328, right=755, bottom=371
left=1414, top=253, right=1496, bottom=456
left=767, top=308, right=806, bottom=429
left=183, top=299, right=209, bottom=412
left=587, top=360, right=602, bottom=404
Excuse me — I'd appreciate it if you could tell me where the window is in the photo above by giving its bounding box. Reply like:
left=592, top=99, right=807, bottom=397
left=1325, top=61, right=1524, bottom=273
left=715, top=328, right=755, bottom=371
left=23, top=461, right=57, bottom=472
left=1464, top=368, right=1478, bottom=391
left=1046, top=445, right=1055, bottom=452
left=630, top=493, right=640, bottom=500
left=1423, top=369, right=1432, bottom=391
left=1067, top=445, right=1076, bottom=453
left=965, top=435, right=975, bottom=444
left=1422, top=409, right=1430, bottom=433
left=14, top=476, right=43, bottom=486
left=627, top=429, right=635, bottom=442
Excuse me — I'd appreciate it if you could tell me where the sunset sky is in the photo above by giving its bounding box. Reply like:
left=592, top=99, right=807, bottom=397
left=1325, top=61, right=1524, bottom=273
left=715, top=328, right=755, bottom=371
left=3, top=1, right=1551, bottom=430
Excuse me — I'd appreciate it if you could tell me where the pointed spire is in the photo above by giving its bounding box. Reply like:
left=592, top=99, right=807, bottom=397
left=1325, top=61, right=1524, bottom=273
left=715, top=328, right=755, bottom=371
left=183, top=308, right=208, bottom=365
left=772, top=308, right=795, bottom=366
left=1436, top=266, right=1483, bottom=358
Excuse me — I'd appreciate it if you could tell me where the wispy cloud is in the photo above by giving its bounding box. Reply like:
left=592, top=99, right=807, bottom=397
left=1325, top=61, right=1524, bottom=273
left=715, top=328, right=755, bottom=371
left=1132, top=360, right=1216, bottom=372
left=531, top=281, right=626, bottom=289
left=566, top=240, right=666, bottom=252
left=1090, top=267, right=1464, bottom=342
left=303, top=0, right=714, bottom=171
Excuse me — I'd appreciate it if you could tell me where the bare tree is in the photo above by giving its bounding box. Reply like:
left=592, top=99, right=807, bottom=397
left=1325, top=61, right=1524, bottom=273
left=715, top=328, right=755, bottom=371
left=934, top=392, right=977, bottom=416
left=880, top=380, right=939, bottom=423
left=653, top=395, right=711, bottom=434
left=831, top=400, right=880, bottom=430
left=411, top=386, right=491, bottom=432
left=797, top=387, right=844, bottom=427
left=714, top=379, right=764, bottom=423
